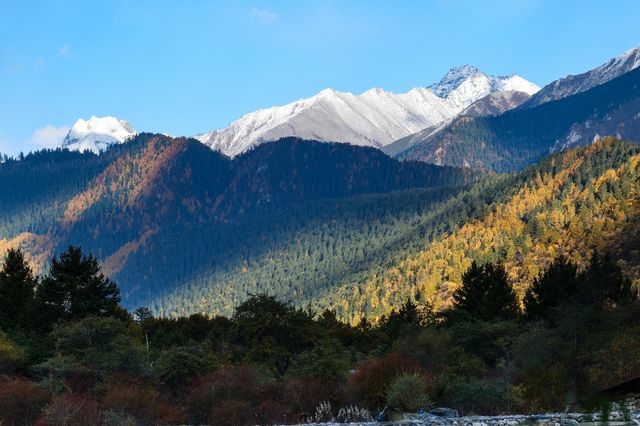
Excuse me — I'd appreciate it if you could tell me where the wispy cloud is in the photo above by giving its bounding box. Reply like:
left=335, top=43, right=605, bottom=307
left=58, top=44, right=72, bottom=58
left=250, top=8, right=278, bottom=24
left=27, top=125, right=71, bottom=150
left=34, top=58, right=46, bottom=70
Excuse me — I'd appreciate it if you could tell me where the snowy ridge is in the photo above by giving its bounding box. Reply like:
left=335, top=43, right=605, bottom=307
left=382, top=90, right=533, bottom=159
left=429, top=66, right=540, bottom=110
left=62, top=116, right=137, bottom=154
left=523, top=47, right=640, bottom=108
left=195, top=67, right=539, bottom=157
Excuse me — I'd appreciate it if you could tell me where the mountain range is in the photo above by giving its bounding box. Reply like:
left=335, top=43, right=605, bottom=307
left=59, top=66, right=539, bottom=156
left=392, top=53, right=640, bottom=171
left=2, top=47, right=640, bottom=321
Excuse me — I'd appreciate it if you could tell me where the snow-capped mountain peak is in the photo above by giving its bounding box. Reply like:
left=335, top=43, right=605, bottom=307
left=429, top=65, right=484, bottom=97
left=429, top=66, right=540, bottom=110
left=195, top=67, right=539, bottom=157
left=62, top=116, right=136, bottom=154
left=522, top=46, right=640, bottom=108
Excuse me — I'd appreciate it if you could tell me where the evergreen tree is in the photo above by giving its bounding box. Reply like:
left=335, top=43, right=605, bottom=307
left=579, top=253, right=637, bottom=307
left=524, top=256, right=579, bottom=322
left=449, top=262, right=519, bottom=322
left=0, top=249, right=37, bottom=331
left=35, top=246, right=121, bottom=325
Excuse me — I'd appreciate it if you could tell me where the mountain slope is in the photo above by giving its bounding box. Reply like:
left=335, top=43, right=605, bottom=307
left=2, top=135, right=639, bottom=322
left=62, top=116, right=137, bottom=153
left=0, top=135, right=475, bottom=308
left=151, top=139, right=640, bottom=321
left=382, top=90, right=531, bottom=157
left=194, top=68, right=538, bottom=157
left=330, top=139, right=640, bottom=321
left=521, top=47, right=640, bottom=109
left=393, top=65, right=640, bottom=171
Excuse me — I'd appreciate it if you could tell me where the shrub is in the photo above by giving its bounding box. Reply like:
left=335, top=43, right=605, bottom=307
left=154, top=346, right=208, bottom=387
left=454, top=378, right=507, bottom=415
left=209, top=399, right=253, bottom=426
left=101, top=410, right=136, bottom=426
left=287, top=339, right=350, bottom=381
left=102, top=379, right=158, bottom=423
left=308, top=401, right=334, bottom=423
left=0, top=377, right=49, bottom=426
left=255, top=399, right=294, bottom=425
left=285, top=376, right=345, bottom=417
left=41, top=394, right=102, bottom=426
left=336, top=405, right=373, bottom=422
left=347, top=352, right=421, bottom=409
left=385, top=372, right=429, bottom=412
left=0, top=331, right=26, bottom=374
left=185, top=366, right=259, bottom=424
left=151, top=398, right=187, bottom=425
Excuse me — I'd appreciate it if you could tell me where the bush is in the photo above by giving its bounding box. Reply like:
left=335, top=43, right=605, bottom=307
left=308, top=401, right=334, bottom=423
left=102, top=379, right=158, bottom=423
left=0, top=377, right=49, bottom=426
left=154, top=346, right=208, bottom=387
left=41, top=394, right=102, bottom=426
left=101, top=410, right=136, bottom=426
left=287, top=339, right=350, bottom=381
left=336, top=405, right=373, bottom=422
left=347, top=352, right=421, bottom=409
left=0, top=331, right=26, bottom=374
left=185, top=366, right=259, bottom=424
left=209, top=399, right=254, bottom=426
left=385, top=372, right=429, bottom=412
left=454, top=378, right=507, bottom=415
left=36, top=316, right=147, bottom=390
left=284, top=376, right=345, bottom=417
left=254, top=398, right=294, bottom=425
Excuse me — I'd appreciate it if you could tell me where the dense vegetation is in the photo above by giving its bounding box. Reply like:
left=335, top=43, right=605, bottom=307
left=1, top=246, right=638, bottom=425
left=153, top=138, right=640, bottom=322
left=1, top=135, right=639, bottom=323
left=0, top=136, right=475, bottom=317
left=395, top=66, right=640, bottom=172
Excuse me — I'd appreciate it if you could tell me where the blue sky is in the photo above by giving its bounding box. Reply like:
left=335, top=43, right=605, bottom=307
left=1, top=0, right=639, bottom=155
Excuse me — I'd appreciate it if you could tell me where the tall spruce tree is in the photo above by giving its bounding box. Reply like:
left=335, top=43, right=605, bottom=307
left=35, top=246, right=121, bottom=325
left=524, top=256, right=579, bottom=322
left=579, top=253, right=637, bottom=307
left=449, top=261, right=519, bottom=322
left=0, top=248, right=37, bottom=331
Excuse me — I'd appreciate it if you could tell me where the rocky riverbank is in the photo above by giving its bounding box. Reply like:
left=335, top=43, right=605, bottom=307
left=296, top=407, right=640, bottom=426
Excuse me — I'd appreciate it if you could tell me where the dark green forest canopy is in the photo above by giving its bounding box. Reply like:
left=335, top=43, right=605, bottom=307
left=1, top=136, right=639, bottom=322
left=0, top=136, right=478, bottom=318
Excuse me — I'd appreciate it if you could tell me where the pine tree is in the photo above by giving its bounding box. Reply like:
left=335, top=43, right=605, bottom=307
left=449, top=262, right=519, bottom=322
left=524, top=256, right=579, bottom=322
left=579, top=253, right=637, bottom=307
left=0, top=248, right=37, bottom=331
left=35, top=246, right=121, bottom=325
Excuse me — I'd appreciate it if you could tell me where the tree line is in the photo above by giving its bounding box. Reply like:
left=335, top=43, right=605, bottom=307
left=1, top=245, right=638, bottom=425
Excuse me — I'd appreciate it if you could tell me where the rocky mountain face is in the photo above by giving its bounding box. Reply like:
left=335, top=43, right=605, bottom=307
left=521, top=47, right=640, bottom=109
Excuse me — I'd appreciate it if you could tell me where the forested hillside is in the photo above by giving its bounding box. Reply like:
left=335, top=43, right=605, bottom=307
left=333, top=138, right=640, bottom=321
left=153, top=138, right=640, bottom=323
left=2, top=132, right=639, bottom=323
left=394, top=67, right=640, bottom=172
left=0, top=136, right=473, bottom=313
